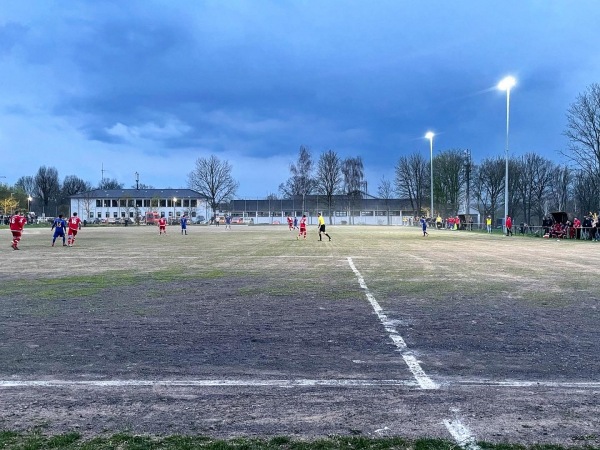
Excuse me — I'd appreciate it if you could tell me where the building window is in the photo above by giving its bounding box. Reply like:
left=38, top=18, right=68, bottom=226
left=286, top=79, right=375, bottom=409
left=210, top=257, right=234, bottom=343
left=120, top=199, right=126, bottom=207
left=113, top=212, right=118, bottom=218
left=105, top=212, right=110, bottom=218
left=191, top=199, right=197, bottom=207
left=121, top=212, right=126, bottom=218
left=160, top=200, right=166, bottom=207
left=143, top=199, right=150, bottom=207
left=96, top=200, right=102, bottom=207
left=136, top=199, right=143, bottom=207
left=104, top=200, right=110, bottom=207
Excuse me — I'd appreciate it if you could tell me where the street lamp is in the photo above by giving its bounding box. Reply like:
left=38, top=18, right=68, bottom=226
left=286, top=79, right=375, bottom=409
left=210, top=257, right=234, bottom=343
left=425, top=131, right=435, bottom=218
left=173, top=197, right=177, bottom=221
left=498, top=76, right=516, bottom=234
left=27, top=196, right=32, bottom=213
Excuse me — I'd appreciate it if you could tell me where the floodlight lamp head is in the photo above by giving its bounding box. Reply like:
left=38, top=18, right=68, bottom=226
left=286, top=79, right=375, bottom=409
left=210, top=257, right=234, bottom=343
left=425, top=131, right=434, bottom=141
left=498, top=76, right=516, bottom=91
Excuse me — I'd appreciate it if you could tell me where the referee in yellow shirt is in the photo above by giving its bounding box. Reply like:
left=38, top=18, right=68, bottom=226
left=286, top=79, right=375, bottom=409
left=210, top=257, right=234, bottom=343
left=317, top=212, right=332, bottom=241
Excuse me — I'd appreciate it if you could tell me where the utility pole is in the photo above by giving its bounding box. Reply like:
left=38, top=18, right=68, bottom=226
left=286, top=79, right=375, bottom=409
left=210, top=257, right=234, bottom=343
left=101, top=163, right=106, bottom=189
left=135, top=172, right=139, bottom=190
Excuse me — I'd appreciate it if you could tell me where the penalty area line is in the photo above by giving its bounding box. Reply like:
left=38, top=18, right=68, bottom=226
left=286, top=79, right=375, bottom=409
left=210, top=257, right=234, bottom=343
left=347, top=257, right=438, bottom=390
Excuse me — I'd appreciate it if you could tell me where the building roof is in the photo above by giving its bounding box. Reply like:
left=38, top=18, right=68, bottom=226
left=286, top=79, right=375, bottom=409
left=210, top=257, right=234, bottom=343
left=70, top=188, right=206, bottom=199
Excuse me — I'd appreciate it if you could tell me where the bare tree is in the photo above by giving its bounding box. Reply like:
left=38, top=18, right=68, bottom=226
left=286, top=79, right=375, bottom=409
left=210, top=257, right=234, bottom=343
left=514, top=153, right=555, bottom=225
left=432, top=149, right=465, bottom=216
left=62, top=176, right=91, bottom=197
left=34, top=166, right=60, bottom=215
left=188, top=155, right=238, bottom=216
left=59, top=175, right=92, bottom=217
left=342, top=156, right=364, bottom=224
left=471, top=157, right=505, bottom=224
left=395, top=152, right=428, bottom=215
left=548, top=165, right=572, bottom=212
left=572, top=171, right=599, bottom=216
left=562, top=83, right=600, bottom=181
left=377, top=175, right=394, bottom=225
left=315, top=150, right=342, bottom=223
left=15, top=176, right=35, bottom=197
left=99, top=178, right=124, bottom=190
left=279, top=145, right=315, bottom=199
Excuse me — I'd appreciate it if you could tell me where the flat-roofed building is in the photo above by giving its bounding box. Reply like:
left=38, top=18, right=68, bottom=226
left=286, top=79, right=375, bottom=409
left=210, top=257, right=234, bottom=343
left=69, top=189, right=209, bottom=223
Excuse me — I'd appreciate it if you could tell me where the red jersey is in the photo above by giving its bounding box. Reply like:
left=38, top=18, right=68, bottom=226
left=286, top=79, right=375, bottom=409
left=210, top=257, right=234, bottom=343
left=9, top=214, right=27, bottom=231
left=506, top=217, right=512, bottom=229
left=158, top=218, right=167, bottom=227
left=68, top=216, right=82, bottom=231
left=299, top=217, right=307, bottom=229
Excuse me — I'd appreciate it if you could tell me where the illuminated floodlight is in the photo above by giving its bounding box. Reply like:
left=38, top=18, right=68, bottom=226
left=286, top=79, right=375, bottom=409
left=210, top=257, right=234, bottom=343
left=498, top=76, right=516, bottom=91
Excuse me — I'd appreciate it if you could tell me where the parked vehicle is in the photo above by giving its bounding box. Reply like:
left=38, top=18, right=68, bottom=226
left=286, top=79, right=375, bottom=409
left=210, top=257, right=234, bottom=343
left=145, top=211, right=160, bottom=225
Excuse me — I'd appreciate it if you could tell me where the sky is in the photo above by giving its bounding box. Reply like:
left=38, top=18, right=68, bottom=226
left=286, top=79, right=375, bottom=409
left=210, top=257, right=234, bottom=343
left=1, top=0, right=599, bottom=198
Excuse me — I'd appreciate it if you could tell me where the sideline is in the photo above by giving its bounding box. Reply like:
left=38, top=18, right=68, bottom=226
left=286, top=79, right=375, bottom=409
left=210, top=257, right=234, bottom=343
left=1, top=378, right=599, bottom=389
left=0, top=379, right=417, bottom=388
left=346, top=257, right=438, bottom=390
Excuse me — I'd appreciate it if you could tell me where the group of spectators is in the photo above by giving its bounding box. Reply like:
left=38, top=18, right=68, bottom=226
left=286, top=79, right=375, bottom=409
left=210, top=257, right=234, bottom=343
left=543, top=215, right=600, bottom=240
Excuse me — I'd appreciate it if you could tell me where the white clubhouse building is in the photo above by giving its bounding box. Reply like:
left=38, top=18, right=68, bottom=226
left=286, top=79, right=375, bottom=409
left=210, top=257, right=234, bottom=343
left=69, top=189, right=209, bottom=222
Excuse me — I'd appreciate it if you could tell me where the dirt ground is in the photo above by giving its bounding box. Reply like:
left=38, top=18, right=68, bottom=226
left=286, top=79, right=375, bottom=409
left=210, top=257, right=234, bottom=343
left=0, top=225, right=598, bottom=445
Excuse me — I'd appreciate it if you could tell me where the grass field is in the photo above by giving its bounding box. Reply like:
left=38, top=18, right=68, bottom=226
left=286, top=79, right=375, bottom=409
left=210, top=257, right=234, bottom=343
left=0, top=224, right=599, bottom=448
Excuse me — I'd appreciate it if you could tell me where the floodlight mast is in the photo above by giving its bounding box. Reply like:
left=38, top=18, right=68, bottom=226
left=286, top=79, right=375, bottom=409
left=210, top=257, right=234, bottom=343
left=498, top=76, right=516, bottom=234
left=425, top=132, right=435, bottom=219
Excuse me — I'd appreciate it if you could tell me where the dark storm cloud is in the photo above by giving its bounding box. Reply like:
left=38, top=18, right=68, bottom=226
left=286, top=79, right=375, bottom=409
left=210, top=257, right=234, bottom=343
left=2, top=0, right=600, bottom=195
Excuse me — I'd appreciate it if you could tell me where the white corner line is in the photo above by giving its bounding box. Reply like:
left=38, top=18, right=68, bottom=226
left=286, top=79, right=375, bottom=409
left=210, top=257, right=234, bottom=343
left=443, top=418, right=480, bottom=450
left=347, top=257, right=439, bottom=390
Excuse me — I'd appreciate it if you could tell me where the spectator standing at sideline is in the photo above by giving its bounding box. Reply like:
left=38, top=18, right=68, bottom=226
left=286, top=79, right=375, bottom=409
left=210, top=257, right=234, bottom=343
left=505, top=215, right=513, bottom=236
left=486, top=215, right=492, bottom=234
left=9, top=210, right=27, bottom=250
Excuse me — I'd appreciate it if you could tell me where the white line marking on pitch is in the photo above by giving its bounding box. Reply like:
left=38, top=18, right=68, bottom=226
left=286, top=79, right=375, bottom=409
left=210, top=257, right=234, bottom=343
left=1, top=377, right=598, bottom=390
left=0, top=379, right=418, bottom=388
left=347, top=257, right=439, bottom=390
left=452, top=379, right=600, bottom=388
left=444, top=409, right=480, bottom=450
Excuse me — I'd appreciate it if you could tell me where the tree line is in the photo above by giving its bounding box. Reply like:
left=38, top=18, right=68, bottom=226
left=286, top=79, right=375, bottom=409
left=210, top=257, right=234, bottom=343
left=273, top=83, right=600, bottom=226
left=0, top=167, right=152, bottom=217
left=2, top=83, right=599, bottom=225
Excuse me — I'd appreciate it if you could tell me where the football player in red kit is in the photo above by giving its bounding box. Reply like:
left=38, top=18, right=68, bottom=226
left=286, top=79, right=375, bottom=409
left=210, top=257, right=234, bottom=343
left=9, top=210, right=27, bottom=250
left=158, top=216, right=167, bottom=235
left=67, top=212, right=82, bottom=246
left=297, top=214, right=307, bottom=240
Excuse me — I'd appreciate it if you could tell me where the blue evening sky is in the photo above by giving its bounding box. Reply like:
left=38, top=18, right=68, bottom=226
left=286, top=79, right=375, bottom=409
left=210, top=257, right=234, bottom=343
left=1, top=1, right=599, bottom=197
